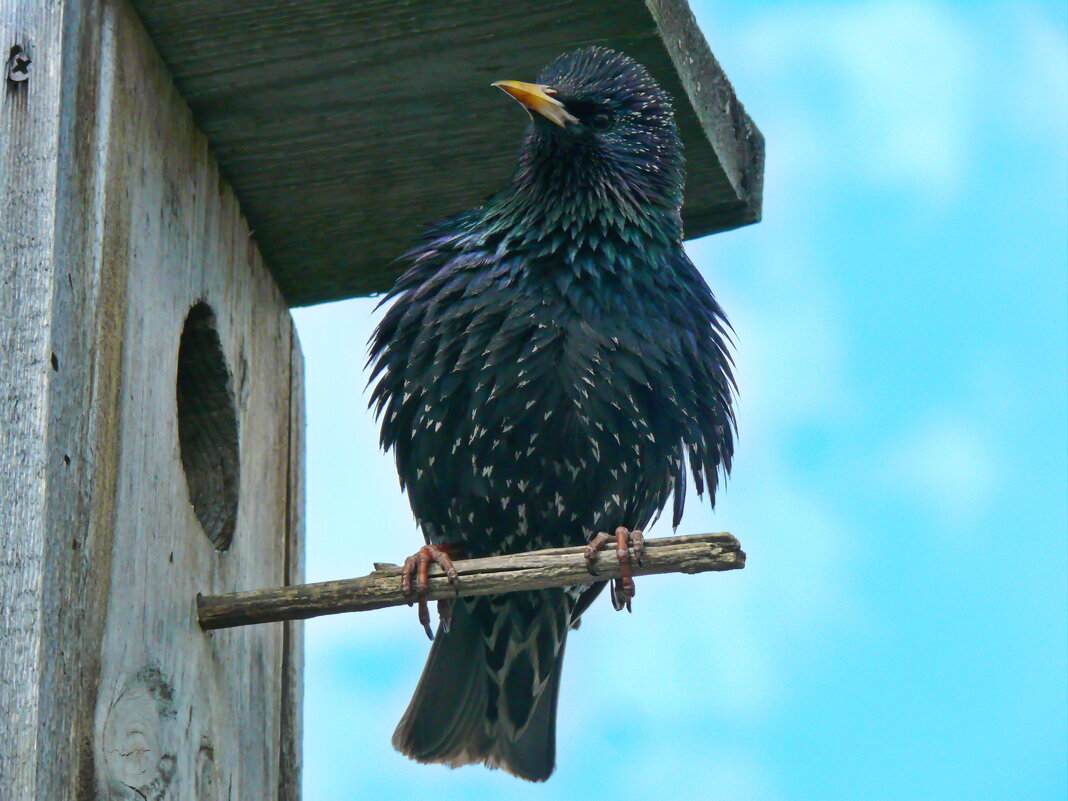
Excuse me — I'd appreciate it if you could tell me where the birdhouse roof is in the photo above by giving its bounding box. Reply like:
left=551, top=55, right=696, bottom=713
left=131, top=0, right=764, bottom=306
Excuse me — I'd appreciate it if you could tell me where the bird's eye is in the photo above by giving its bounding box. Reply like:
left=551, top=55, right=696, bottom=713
left=589, top=113, right=611, bottom=132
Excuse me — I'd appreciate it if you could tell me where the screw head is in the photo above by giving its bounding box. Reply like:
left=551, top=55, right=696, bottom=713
left=7, top=46, right=31, bottom=83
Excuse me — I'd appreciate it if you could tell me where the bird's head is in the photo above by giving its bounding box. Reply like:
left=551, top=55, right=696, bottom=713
left=492, top=47, right=685, bottom=236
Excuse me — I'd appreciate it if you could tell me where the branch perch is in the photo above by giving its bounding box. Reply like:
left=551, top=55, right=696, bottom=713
left=197, top=532, right=744, bottom=630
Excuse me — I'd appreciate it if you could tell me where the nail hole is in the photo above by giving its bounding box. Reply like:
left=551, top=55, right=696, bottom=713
left=51, top=353, right=59, bottom=371
left=176, top=302, right=239, bottom=551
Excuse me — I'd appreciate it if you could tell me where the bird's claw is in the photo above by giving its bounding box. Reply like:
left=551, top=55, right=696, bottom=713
left=401, top=544, right=460, bottom=639
left=584, top=527, right=644, bottom=613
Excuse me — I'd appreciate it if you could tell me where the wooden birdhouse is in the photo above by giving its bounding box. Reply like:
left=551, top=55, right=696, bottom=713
left=0, top=0, right=761, bottom=797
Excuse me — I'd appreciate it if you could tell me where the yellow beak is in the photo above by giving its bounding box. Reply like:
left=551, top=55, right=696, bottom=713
left=492, top=80, right=578, bottom=128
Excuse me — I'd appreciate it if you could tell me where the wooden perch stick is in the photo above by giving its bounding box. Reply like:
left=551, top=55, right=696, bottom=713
left=197, top=532, right=744, bottom=630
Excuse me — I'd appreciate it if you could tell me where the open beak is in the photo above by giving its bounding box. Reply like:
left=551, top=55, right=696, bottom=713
left=492, top=80, right=578, bottom=128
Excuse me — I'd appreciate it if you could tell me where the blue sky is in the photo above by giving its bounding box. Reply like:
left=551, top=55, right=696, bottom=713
left=292, top=1, right=1067, bottom=798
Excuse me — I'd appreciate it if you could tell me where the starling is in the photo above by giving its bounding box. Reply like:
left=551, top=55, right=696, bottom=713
left=368, top=46, right=736, bottom=781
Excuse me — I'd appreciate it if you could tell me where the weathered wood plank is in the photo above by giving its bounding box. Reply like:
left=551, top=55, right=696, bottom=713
left=128, top=0, right=763, bottom=304
left=89, top=4, right=302, bottom=798
left=0, top=1, right=304, bottom=797
left=647, top=0, right=765, bottom=232
left=197, top=533, right=745, bottom=629
left=0, top=2, right=120, bottom=797
left=0, top=2, right=65, bottom=795
left=279, top=329, right=305, bottom=801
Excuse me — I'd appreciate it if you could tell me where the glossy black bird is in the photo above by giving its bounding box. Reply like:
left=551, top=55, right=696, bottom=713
left=367, top=46, right=736, bottom=781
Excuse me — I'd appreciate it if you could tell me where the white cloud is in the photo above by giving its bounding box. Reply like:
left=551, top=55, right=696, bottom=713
left=1009, top=7, right=1068, bottom=171
left=628, top=743, right=783, bottom=801
left=722, top=0, right=979, bottom=203
left=888, top=414, right=997, bottom=532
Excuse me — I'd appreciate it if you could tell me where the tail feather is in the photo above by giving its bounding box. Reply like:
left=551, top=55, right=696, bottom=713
left=392, top=592, right=571, bottom=781
left=392, top=600, right=490, bottom=762
left=491, top=641, right=565, bottom=782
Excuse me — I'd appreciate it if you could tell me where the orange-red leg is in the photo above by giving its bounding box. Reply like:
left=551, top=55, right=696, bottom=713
left=401, top=544, right=460, bottom=639
left=584, top=527, right=644, bottom=612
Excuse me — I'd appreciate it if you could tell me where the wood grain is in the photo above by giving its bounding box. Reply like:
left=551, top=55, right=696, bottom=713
left=278, top=329, right=305, bottom=801
left=198, top=533, right=745, bottom=629
left=0, top=1, right=303, bottom=797
left=0, top=3, right=120, bottom=797
left=128, top=0, right=764, bottom=304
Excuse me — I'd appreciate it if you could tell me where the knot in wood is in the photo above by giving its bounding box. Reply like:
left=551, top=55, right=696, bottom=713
left=102, top=666, right=177, bottom=800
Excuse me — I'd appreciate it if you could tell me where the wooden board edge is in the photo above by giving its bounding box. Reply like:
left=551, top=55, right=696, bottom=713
left=279, top=320, right=306, bottom=800
left=646, top=0, right=765, bottom=230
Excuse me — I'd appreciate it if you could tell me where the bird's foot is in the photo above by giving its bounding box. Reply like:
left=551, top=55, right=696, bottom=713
left=584, top=527, right=644, bottom=612
left=401, top=544, right=460, bottom=640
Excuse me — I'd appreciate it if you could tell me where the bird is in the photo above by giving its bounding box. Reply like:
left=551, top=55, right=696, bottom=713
left=367, top=46, right=736, bottom=782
